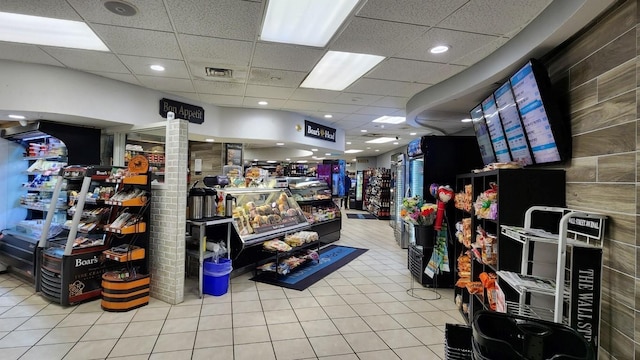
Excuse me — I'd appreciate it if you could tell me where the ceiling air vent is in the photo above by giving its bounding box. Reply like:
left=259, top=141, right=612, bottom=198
left=205, top=67, right=233, bottom=78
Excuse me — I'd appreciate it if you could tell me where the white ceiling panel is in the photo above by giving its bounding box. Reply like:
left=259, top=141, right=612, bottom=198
left=0, top=0, right=81, bottom=20
left=245, top=85, right=295, bottom=100
left=438, top=0, right=552, bottom=36
left=200, top=94, right=243, bottom=106
left=242, top=97, right=286, bottom=108
left=92, top=25, right=182, bottom=59
left=398, top=28, right=499, bottom=63
left=89, top=71, right=142, bottom=86
left=347, top=78, right=423, bottom=97
left=330, top=17, right=428, bottom=57
left=289, top=88, right=340, bottom=103
left=252, top=43, right=324, bottom=72
left=355, top=106, right=400, bottom=116
left=67, top=0, right=173, bottom=32
left=119, top=56, right=190, bottom=78
left=333, top=93, right=383, bottom=107
left=356, top=0, right=467, bottom=27
left=137, top=76, right=195, bottom=92
left=193, top=80, right=245, bottom=96
left=282, top=100, right=321, bottom=112
left=43, top=48, right=129, bottom=73
left=179, top=34, right=253, bottom=66
left=0, top=42, right=63, bottom=66
left=166, top=0, right=262, bottom=41
left=374, top=96, right=408, bottom=109
left=451, top=36, right=511, bottom=66
left=248, top=68, right=306, bottom=88
left=165, top=92, right=201, bottom=103
left=316, top=102, right=364, bottom=114
left=367, top=58, right=442, bottom=84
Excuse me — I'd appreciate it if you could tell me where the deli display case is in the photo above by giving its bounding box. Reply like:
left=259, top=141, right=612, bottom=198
left=288, top=177, right=341, bottom=244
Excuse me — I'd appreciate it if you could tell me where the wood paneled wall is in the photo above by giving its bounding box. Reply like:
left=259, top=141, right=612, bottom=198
left=188, top=141, right=223, bottom=186
left=545, top=1, right=639, bottom=358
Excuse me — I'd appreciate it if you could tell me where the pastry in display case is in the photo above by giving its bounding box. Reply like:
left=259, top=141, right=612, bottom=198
left=287, top=177, right=341, bottom=244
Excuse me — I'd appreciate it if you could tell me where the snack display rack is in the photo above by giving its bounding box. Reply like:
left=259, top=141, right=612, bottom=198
left=288, top=177, right=341, bottom=244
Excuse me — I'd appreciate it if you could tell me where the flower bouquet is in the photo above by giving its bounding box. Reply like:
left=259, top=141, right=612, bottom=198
left=400, top=196, right=437, bottom=226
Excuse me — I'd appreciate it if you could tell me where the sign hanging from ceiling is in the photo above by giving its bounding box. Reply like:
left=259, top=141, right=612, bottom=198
left=304, top=120, right=336, bottom=142
left=159, top=98, right=205, bottom=124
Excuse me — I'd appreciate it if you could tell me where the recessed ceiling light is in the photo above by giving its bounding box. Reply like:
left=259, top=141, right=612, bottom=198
left=0, top=11, right=109, bottom=51
left=430, top=45, right=450, bottom=54
left=345, top=149, right=363, bottom=154
left=258, top=101, right=268, bottom=106
left=461, top=118, right=473, bottom=123
left=325, top=153, right=331, bottom=156
left=267, top=160, right=277, bottom=163
left=311, top=148, right=318, bottom=152
left=393, top=142, right=399, bottom=145
left=150, top=64, right=165, bottom=71
left=324, top=114, right=333, bottom=118
left=372, top=116, right=405, bottom=124
left=285, top=158, right=291, bottom=161
left=375, top=149, right=380, bottom=152
left=410, top=132, right=417, bottom=136
left=297, top=160, right=308, bottom=163
left=346, top=142, right=352, bottom=145
left=360, top=129, right=367, bottom=133
left=8, top=114, right=25, bottom=119
left=205, top=138, right=215, bottom=142
left=301, top=51, right=385, bottom=91
left=253, top=159, right=259, bottom=161
left=276, top=142, right=285, bottom=146
left=366, top=147, right=371, bottom=150
left=261, top=0, right=358, bottom=47
left=315, top=157, right=326, bottom=160
left=366, top=137, right=396, bottom=144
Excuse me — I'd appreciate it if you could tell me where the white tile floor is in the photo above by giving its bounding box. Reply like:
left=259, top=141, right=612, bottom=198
left=0, top=209, right=465, bottom=359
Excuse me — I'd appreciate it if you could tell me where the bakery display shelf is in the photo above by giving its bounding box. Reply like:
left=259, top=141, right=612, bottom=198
left=104, top=222, right=146, bottom=235
left=105, top=174, right=148, bottom=185
left=103, top=246, right=145, bottom=262
left=261, top=239, right=320, bottom=258
left=257, top=256, right=316, bottom=274
left=105, top=197, right=148, bottom=207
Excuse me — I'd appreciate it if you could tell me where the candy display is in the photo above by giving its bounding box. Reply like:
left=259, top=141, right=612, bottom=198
left=473, top=182, right=498, bottom=220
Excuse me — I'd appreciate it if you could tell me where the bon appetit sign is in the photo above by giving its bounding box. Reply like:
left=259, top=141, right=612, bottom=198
left=304, top=120, right=336, bottom=142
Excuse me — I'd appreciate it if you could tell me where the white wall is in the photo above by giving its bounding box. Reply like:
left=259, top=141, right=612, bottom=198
left=376, top=146, right=406, bottom=169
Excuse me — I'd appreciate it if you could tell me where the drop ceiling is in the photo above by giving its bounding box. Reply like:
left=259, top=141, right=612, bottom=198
left=0, top=0, right=615, bottom=159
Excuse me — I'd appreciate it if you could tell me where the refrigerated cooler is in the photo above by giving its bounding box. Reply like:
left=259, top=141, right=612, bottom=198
left=391, top=153, right=408, bottom=248
left=401, top=136, right=483, bottom=286
left=353, top=170, right=364, bottom=210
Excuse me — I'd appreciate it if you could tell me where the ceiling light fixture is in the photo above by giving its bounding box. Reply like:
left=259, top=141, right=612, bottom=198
left=150, top=64, right=165, bottom=71
left=430, top=45, right=450, bottom=54
left=8, top=114, right=25, bottom=119
left=258, top=101, right=268, bottom=106
left=205, top=138, right=215, bottom=142
left=372, top=116, right=405, bottom=124
left=261, top=0, right=359, bottom=47
left=285, top=158, right=291, bottom=161
left=0, top=11, right=109, bottom=51
left=360, top=129, right=367, bottom=133
left=276, top=142, right=284, bottom=146
left=267, top=160, right=277, bottom=163
left=366, top=137, right=396, bottom=144
left=324, top=114, right=333, bottom=118
left=311, top=148, right=318, bottom=152
left=393, top=142, right=399, bottom=145
left=325, top=153, right=331, bottom=156
left=375, top=149, right=380, bottom=152
left=410, top=132, right=417, bottom=135
left=297, top=160, right=308, bottom=163
left=301, top=51, right=385, bottom=91
left=461, top=118, right=473, bottom=123
left=346, top=142, right=352, bottom=145
left=344, top=149, right=363, bottom=154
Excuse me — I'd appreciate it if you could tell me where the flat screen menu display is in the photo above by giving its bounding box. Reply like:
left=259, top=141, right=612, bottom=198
left=470, top=104, right=496, bottom=165
left=481, top=95, right=511, bottom=163
left=494, top=82, right=534, bottom=165
left=510, top=61, right=562, bottom=164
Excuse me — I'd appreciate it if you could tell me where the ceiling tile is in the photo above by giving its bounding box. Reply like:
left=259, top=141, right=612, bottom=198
left=242, top=97, right=286, bottom=108
left=0, top=42, right=63, bottom=66
left=316, top=103, right=364, bottom=114
left=165, top=92, right=201, bottom=103
left=375, top=96, right=408, bottom=108
left=355, top=106, right=399, bottom=116
left=137, top=76, right=195, bottom=92
left=248, top=68, right=307, bottom=88
left=89, top=71, right=142, bottom=86
left=289, top=88, right=340, bottom=103
left=166, top=0, right=261, bottom=41
left=397, top=28, right=499, bottom=63
left=282, top=100, right=320, bottom=112
left=252, top=43, right=324, bottom=72
left=92, top=25, right=182, bottom=59
left=200, top=94, right=243, bottom=106
left=333, top=93, right=383, bottom=106
left=347, top=78, right=424, bottom=97
left=356, top=0, right=467, bottom=26
left=330, top=17, right=427, bottom=57
left=43, top=47, right=129, bottom=73
left=366, top=58, right=439, bottom=84
left=67, top=0, right=173, bottom=31
left=119, top=56, right=189, bottom=78
left=438, top=0, right=552, bottom=36
left=451, top=37, right=510, bottom=66
left=193, top=80, right=245, bottom=95
left=0, top=0, right=82, bottom=20
left=245, top=85, right=295, bottom=100
left=179, top=34, right=253, bottom=66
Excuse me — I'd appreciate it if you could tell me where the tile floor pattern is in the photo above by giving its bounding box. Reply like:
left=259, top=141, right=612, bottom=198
left=0, top=209, right=465, bottom=359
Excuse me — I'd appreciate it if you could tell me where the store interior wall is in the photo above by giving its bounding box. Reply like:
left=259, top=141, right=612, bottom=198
left=189, top=141, right=223, bottom=185
left=544, top=0, right=638, bottom=357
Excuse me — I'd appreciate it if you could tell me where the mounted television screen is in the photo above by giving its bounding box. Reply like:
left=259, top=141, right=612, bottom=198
left=481, top=94, right=512, bottom=163
left=470, top=104, right=496, bottom=165
left=494, top=81, right=534, bottom=165
left=510, top=59, right=568, bottom=164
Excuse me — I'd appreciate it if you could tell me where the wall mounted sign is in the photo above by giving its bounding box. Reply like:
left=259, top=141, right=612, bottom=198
left=159, top=98, right=205, bottom=124
left=225, top=143, right=243, bottom=166
left=304, top=120, right=336, bottom=142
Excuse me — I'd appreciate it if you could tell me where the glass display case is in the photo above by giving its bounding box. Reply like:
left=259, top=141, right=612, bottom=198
left=287, top=177, right=341, bottom=244
left=221, top=188, right=310, bottom=248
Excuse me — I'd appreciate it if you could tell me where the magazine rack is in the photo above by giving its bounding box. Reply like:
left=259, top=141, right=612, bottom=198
left=498, top=206, right=606, bottom=353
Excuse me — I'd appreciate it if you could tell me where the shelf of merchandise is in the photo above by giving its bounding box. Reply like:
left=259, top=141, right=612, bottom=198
left=254, top=238, right=321, bottom=279
left=125, top=138, right=165, bottom=183
left=452, top=169, right=566, bottom=323
left=364, top=168, right=391, bottom=219
left=498, top=206, right=606, bottom=352
left=289, top=178, right=341, bottom=244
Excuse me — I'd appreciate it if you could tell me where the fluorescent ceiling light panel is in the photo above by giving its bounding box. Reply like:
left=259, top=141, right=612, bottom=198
left=261, top=0, right=359, bottom=47
left=372, top=116, right=405, bottom=124
left=365, top=137, right=396, bottom=144
left=0, top=12, right=109, bottom=51
left=301, top=51, right=385, bottom=91
left=344, top=149, right=363, bottom=154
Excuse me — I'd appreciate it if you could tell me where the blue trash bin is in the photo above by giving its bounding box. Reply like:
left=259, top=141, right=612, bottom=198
left=203, top=258, right=232, bottom=296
